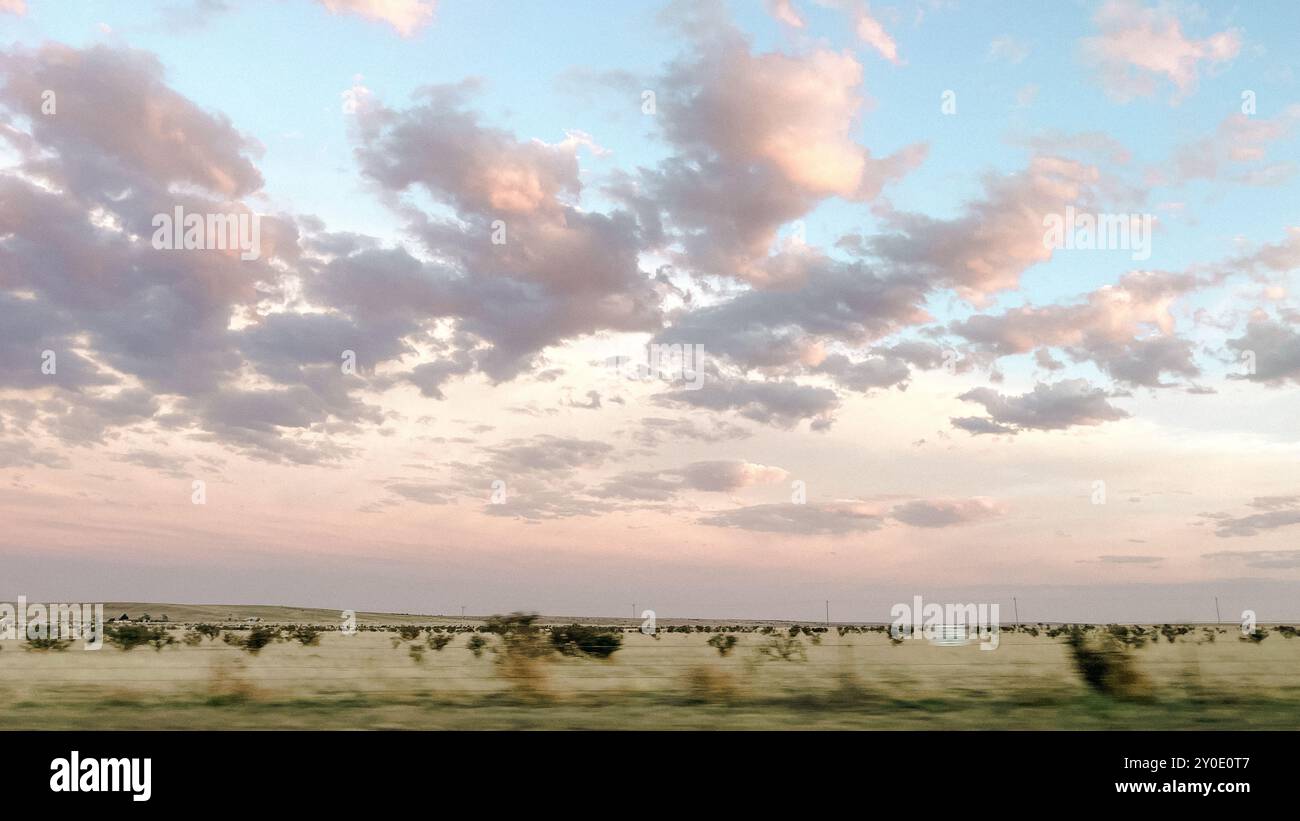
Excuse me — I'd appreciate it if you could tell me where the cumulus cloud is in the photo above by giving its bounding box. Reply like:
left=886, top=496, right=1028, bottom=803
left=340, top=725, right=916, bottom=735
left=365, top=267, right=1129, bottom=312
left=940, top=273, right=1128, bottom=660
left=869, top=156, right=1100, bottom=299
left=637, top=11, right=925, bottom=284
left=345, top=81, right=663, bottom=382
left=1226, top=320, right=1300, bottom=384
left=315, top=0, right=436, bottom=36
left=952, top=379, right=1130, bottom=435
left=1082, top=0, right=1241, bottom=103
left=948, top=271, right=1202, bottom=387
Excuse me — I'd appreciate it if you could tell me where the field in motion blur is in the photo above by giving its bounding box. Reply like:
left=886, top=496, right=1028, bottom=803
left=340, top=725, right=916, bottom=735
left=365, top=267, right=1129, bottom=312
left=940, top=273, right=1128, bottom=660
left=2, top=605, right=1297, bottom=729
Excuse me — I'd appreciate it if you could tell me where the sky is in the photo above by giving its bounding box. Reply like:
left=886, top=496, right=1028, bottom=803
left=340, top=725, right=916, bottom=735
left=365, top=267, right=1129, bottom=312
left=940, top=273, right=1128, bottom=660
left=1, top=0, right=1298, bottom=622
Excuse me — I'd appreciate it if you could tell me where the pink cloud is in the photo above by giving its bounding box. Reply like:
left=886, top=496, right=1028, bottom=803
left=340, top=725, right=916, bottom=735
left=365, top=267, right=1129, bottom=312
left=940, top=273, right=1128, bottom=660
left=853, top=3, right=900, bottom=64
left=316, top=0, right=436, bottom=37
left=766, top=0, right=805, bottom=28
left=1082, top=0, right=1240, bottom=103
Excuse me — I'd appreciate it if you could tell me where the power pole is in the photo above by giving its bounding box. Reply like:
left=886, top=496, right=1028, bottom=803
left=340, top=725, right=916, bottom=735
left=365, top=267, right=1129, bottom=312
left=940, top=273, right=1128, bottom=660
left=1013, top=597, right=1020, bottom=626
left=825, top=600, right=830, bottom=627
left=460, top=605, right=465, bottom=620
left=1215, top=597, right=1221, bottom=625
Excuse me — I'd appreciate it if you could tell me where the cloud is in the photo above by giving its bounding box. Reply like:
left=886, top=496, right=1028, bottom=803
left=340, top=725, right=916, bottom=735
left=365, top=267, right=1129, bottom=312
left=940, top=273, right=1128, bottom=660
left=988, top=35, right=1030, bottom=65
left=1160, top=107, right=1300, bottom=187
left=765, top=0, right=804, bottom=28
left=1203, top=496, right=1300, bottom=538
left=678, top=460, right=788, bottom=491
left=869, top=156, right=1100, bottom=299
left=1203, top=549, right=1300, bottom=569
left=1226, top=320, right=1300, bottom=384
left=0, top=1, right=25, bottom=15
left=654, top=377, right=839, bottom=429
left=889, top=498, right=1001, bottom=528
left=653, top=251, right=931, bottom=375
left=315, top=0, right=436, bottom=36
left=595, top=459, right=787, bottom=501
left=948, top=271, right=1202, bottom=387
left=1082, top=0, right=1241, bottom=103
left=628, top=416, right=752, bottom=449
left=853, top=3, right=900, bottom=64
left=346, top=82, right=663, bottom=382
left=953, top=379, right=1130, bottom=435
left=1088, top=555, right=1165, bottom=564
left=636, top=14, right=925, bottom=284
left=699, top=501, right=884, bottom=535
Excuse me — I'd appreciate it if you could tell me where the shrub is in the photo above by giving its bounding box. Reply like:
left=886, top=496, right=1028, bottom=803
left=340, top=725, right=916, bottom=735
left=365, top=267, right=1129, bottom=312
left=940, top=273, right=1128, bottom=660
left=223, top=626, right=280, bottom=654
left=1240, top=628, right=1269, bottom=643
left=396, top=626, right=422, bottom=641
left=549, top=624, right=622, bottom=659
left=289, top=625, right=321, bottom=646
left=1064, top=628, right=1150, bottom=700
left=757, top=635, right=806, bottom=662
left=466, top=635, right=487, bottom=658
left=483, top=613, right=552, bottom=696
left=106, top=624, right=174, bottom=652
left=428, top=634, right=453, bottom=651
left=193, top=624, right=222, bottom=640
left=681, top=665, right=738, bottom=703
left=707, top=634, right=738, bottom=657
left=24, top=636, right=71, bottom=651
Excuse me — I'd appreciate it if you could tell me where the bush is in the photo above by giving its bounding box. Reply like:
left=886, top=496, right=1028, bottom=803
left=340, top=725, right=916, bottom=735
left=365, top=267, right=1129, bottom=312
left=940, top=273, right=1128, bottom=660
left=549, top=624, right=622, bottom=659
left=757, top=635, right=806, bottom=662
left=428, top=633, right=453, bottom=651
left=289, top=625, right=321, bottom=646
left=707, top=634, right=738, bottom=657
left=106, top=624, right=174, bottom=652
left=1064, top=628, right=1150, bottom=700
left=681, top=665, right=738, bottom=703
left=24, top=636, right=71, bottom=651
left=466, top=635, right=487, bottom=658
left=223, top=626, right=280, bottom=654
left=194, top=624, right=222, bottom=641
left=483, top=613, right=552, bottom=696
left=396, top=626, right=422, bottom=641
left=1241, top=628, right=1269, bottom=643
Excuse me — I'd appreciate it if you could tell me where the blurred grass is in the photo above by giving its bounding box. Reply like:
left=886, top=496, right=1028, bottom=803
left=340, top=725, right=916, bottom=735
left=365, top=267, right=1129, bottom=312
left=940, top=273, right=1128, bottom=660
left=1, top=628, right=1297, bottom=729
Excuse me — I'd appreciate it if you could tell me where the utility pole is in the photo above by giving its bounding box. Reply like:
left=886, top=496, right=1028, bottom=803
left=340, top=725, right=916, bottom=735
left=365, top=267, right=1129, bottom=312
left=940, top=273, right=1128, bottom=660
left=825, top=600, right=830, bottom=628
left=1215, top=597, right=1221, bottom=625
left=632, top=602, right=636, bottom=620
left=460, top=605, right=465, bottom=620
left=1013, top=597, right=1020, bottom=626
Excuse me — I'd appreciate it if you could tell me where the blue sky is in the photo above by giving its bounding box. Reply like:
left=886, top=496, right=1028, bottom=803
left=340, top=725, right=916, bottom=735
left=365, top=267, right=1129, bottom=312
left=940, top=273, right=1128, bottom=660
left=2, top=0, right=1299, bottom=617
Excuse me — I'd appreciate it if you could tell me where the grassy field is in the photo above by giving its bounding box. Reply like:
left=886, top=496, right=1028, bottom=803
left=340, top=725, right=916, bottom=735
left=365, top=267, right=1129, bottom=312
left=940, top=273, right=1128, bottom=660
left=2, top=610, right=1298, bottom=729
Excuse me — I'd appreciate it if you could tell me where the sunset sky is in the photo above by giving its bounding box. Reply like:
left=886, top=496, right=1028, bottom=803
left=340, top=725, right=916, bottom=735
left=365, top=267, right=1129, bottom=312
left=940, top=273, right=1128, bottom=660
left=1, top=0, right=1298, bottom=622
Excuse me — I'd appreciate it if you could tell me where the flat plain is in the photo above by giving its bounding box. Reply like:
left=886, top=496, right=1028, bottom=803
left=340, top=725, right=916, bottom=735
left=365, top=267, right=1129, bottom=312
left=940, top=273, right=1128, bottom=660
left=1, top=605, right=1296, bottom=729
